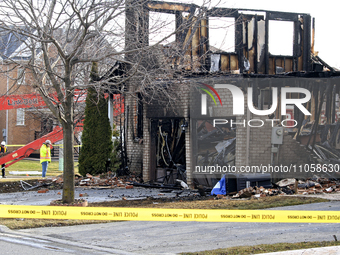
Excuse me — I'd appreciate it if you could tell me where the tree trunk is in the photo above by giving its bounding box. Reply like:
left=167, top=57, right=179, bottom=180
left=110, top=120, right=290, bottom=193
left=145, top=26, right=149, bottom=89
left=62, top=115, right=75, bottom=203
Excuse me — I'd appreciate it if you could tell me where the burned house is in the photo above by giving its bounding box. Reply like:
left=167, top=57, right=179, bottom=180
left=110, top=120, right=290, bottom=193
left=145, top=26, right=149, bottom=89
left=118, top=1, right=340, bottom=189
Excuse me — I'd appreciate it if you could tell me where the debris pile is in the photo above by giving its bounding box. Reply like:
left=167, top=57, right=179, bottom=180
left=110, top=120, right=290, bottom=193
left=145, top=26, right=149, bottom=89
left=75, top=172, right=143, bottom=188
left=296, top=120, right=340, bottom=170
left=232, top=186, right=283, bottom=199
left=36, top=172, right=144, bottom=190
left=230, top=177, right=340, bottom=199
left=19, top=172, right=189, bottom=194
left=295, top=178, right=340, bottom=195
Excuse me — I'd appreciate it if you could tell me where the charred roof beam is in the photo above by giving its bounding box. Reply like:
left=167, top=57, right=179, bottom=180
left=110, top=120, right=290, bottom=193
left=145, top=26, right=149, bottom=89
left=303, top=14, right=312, bottom=72
left=207, top=8, right=239, bottom=18
left=147, top=1, right=197, bottom=14
left=207, top=8, right=307, bottom=20
left=266, top=12, right=299, bottom=21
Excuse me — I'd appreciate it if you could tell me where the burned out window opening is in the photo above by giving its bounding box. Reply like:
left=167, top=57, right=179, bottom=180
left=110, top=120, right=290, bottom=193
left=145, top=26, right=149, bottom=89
left=209, top=17, right=235, bottom=53
left=153, top=118, right=186, bottom=184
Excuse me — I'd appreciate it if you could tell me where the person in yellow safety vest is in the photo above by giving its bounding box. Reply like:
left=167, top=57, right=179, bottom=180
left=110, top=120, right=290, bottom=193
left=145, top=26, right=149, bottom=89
left=1, top=141, right=7, bottom=178
left=40, top=140, right=52, bottom=177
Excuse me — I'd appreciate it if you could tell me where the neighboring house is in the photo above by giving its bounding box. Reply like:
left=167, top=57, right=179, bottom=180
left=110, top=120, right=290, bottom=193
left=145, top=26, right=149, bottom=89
left=0, top=29, right=122, bottom=157
left=122, top=1, right=340, bottom=188
left=0, top=30, right=53, bottom=153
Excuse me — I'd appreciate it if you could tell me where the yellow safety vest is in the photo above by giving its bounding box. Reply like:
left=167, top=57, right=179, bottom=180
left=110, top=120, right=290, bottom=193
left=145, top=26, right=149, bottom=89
left=40, top=144, right=51, bottom=163
left=0, top=146, right=6, bottom=153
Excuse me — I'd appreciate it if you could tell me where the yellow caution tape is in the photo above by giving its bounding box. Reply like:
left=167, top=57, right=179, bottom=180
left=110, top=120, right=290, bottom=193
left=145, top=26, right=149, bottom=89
left=0, top=205, right=340, bottom=223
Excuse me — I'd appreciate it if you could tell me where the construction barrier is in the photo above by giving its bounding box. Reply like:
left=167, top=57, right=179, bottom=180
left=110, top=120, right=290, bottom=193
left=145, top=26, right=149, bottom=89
left=1, top=205, right=340, bottom=223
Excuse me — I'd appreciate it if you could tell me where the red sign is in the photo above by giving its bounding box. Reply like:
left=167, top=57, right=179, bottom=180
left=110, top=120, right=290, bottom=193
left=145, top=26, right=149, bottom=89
left=0, top=93, right=45, bottom=110
left=0, top=92, right=124, bottom=115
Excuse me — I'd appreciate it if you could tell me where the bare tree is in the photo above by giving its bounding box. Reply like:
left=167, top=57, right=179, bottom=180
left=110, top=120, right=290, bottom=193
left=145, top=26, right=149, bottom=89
left=0, top=0, right=215, bottom=202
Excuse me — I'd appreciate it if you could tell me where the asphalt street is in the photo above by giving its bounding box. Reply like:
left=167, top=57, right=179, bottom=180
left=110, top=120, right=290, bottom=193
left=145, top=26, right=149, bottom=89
left=8, top=201, right=340, bottom=254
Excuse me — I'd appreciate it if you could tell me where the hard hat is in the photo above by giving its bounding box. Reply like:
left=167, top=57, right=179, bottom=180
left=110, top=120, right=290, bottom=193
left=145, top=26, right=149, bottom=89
left=45, top=140, right=51, bottom=144
left=1, top=141, right=5, bottom=146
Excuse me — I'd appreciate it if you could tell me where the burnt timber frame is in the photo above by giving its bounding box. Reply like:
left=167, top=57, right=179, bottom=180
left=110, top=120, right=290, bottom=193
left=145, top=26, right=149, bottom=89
left=145, top=1, right=313, bottom=74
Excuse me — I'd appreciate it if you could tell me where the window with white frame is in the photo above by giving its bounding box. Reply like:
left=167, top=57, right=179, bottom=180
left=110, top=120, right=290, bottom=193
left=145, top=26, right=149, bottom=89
left=16, top=108, right=25, bottom=125
left=17, top=67, right=25, bottom=84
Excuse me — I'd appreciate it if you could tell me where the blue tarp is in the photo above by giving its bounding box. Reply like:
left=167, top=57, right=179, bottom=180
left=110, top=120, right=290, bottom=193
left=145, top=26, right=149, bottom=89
left=211, top=175, right=226, bottom=195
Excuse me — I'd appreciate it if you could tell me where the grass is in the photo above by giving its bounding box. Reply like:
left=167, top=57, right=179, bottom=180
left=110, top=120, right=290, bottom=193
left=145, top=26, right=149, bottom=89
left=89, top=196, right=328, bottom=210
left=0, top=218, right=112, bottom=230
left=181, top=241, right=340, bottom=255
left=2, top=159, right=79, bottom=178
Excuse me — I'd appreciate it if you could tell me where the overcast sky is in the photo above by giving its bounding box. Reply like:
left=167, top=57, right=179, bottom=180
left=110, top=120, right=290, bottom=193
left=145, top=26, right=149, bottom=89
left=162, top=0, right=339, bottom=69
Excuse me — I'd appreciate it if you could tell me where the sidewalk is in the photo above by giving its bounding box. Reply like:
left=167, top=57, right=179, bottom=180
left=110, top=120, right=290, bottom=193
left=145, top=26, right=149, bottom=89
left=260, top=245, right=340, bottom=255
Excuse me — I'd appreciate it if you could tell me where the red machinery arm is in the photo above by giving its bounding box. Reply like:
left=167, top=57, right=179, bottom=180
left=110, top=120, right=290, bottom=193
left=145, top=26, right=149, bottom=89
left=0, top=126, right=63, bottom=167
left=0, top=92, right=124, bottom=167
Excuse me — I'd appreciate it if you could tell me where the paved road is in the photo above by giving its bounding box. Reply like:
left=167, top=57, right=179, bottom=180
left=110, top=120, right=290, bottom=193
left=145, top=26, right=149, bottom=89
left=6, top=201, right=338, bottom=254
left=0, top=225, right=132, bottom=254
